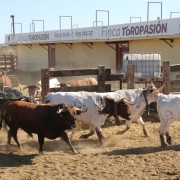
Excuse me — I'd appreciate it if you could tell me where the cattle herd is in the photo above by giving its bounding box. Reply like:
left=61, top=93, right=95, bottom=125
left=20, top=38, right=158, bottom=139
left=0, top=77, right=179, bottom=155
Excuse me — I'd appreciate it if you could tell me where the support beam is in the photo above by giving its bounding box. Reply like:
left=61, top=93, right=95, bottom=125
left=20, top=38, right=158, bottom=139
left=105, top=42, right=116, bottom=50
left=39, top=43, right=55, bottom=51
left=23, top=44, right=32, bottom=49
left=82, top=42, right=93, bottom=49
left=159, top=38, right=174, bottom=48
left=62, top=43, right=72, bottom=49
left=105, top=41, right=129, bottom=73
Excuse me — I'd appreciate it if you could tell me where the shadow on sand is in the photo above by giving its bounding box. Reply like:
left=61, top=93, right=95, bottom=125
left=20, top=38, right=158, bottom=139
left=0, top=152, right=37, bottom=167
left=101, top=144, right=180, bottom=156
left=0, top=138, right=99, bottom=156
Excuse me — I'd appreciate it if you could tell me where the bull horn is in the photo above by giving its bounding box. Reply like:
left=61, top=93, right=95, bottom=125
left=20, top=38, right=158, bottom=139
left=158, top=84, right=164, bottom=92
left=122, top=98, right=135, bottom=105
left=57, top=104, right=67, bottom=114
left=36, top=85, right=42, bottom=92
left=75, top=107, right=88, bottom=113
left=20, top=85, right=27, bottom=91
left=57, top=108, right=63, bottom=114
left=75, top=107, right=88, bottom=116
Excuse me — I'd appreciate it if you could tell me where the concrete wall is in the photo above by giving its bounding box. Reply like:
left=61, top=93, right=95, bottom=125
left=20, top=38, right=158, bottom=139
left=55, top=42, right=116, bottom=72
left=130, top=38, right=180, bottom=65
left=18, top=44, right=48, bottom=71
left=16, top=38, right=180, bottom=73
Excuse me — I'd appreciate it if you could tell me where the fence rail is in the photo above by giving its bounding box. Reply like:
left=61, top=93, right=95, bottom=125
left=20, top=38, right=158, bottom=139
left=41, top=65, right=123, bottom=98
left=0, top=54, right=17, bottom=71
left=41, top=60, right=171, bottom=98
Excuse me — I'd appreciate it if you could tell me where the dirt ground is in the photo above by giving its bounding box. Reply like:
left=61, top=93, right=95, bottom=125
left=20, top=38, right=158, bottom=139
left=0, top=71, right=180, bottom=180
left=0, top=121, right=180, bottom=180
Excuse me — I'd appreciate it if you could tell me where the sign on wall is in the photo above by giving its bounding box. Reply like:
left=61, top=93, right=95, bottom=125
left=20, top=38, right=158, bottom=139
left=5, top=18, right=180, bottom=44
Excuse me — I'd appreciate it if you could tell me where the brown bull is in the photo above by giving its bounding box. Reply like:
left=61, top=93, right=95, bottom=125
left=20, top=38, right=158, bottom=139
left=0, top=101, right=85, bottom=154
left=60, top=77, right=97, bottom=87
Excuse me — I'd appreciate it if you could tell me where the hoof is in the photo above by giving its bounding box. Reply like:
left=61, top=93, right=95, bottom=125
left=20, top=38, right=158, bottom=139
left=161, top=143, right=168, bottom=148
left=39, top=151, right=44, bottom=155
left=6, top=144, right=10, bottom=150
left=166, top=135, right=172, bottom=145
left=115, top=121, right=121, bottom=126
left=116, top=131, right=124, bottom=135
left=98, top=140, right=103, bottom=146
left=79, top=135, right=88, bottom=139
left=144, top=133, right=150, bottom=137
left=95, top=142, right=103, bottom=147
left=72, top=150, right=78, bottom=155
left=167, top=139, right=172, bottom=145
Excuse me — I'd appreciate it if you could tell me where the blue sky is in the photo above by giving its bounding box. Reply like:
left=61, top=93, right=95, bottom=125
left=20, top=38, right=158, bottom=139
left=1, top=0, right=180, bottom=43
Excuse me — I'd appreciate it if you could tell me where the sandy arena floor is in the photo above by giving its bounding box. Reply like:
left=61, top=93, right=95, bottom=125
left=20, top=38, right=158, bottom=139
left=0, top=121, right=180, bottom=180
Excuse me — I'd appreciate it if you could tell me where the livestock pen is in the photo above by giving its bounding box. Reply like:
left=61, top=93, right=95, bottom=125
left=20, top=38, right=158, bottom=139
left=0, top=54, right=17, bottom=71
left=40, top=60, right=170, bottom=98
left=41, top=65, right=124, bottom=98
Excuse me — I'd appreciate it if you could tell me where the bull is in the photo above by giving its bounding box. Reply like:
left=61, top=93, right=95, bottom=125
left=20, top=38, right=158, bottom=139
left=44, top=83, right=158, bottom=140
left=0, top=101, right=85, bottom=154
left=156, top=93, right=180, bottom=147
left=59, top=77, right=97, bottom=87
left=44, top=91, right=131, bottom=143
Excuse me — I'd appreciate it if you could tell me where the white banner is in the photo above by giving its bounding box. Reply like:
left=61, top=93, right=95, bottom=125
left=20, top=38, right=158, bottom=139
left=5, top=18, right=180, bottom=44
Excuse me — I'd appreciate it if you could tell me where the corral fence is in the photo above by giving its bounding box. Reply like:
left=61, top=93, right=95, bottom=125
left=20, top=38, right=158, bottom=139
left=41, top=65, right=124, bottom=98
left=170, top=64, right=180, bottom=92
left=0, top=54, right=17, bottom=71
left=41, top=60, right=170, bottom=98
left=125, top=60, right=170, bottom=94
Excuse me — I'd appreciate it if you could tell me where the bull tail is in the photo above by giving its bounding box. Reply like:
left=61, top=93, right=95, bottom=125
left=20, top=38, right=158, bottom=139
left=0, top=101, right=9, bottom=129
left=20, top=86, right=28, bottom=91
left=35, top=85, right=42, bottom=92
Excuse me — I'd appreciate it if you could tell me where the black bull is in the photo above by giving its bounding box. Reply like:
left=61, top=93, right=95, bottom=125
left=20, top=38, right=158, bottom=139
left=0, top=101, right=85, bottom=154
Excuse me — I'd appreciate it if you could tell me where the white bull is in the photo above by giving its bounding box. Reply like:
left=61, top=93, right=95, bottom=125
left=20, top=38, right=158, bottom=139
left=156, top=93, right=180, bottom=147
left=103, top=89, right=149, bottom=136
left=44, top=91, right=131, bottom=143
left=44, top=83, right=159, bottom=141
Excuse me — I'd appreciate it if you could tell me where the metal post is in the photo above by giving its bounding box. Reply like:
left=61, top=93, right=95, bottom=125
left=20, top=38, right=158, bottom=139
left=147, top=2, right=162, bottom=21
left=95, top=10, right=109, bottom=27
left=73, top=24, right=78, bottom=29
left=170, top=12, right=180, bottom=18
left=93, top=21, right=103, bottom=27
left=12, top=23, right=22, bottom=33
left=10, top=15, right=15, bottom=34
left=130, top=17, right=141, bottom=23
left=32, top=20, right=44, bottom=32
left=59, top=16, right=72, bottom=30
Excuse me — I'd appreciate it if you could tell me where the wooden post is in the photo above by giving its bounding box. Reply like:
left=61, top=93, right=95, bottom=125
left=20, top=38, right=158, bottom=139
left=15, top=55, right=18, bottom=68
left=41, top=69, right=50, bottom=98
left=11, top=54, right=15, bottom=70
left=119, top=78, right=122, bottom=90
left=97, top=65, right=105, bottom=92
left=162, top=60, right=170, bottom=94
left=127, top=64, right=135, bottom=89
left=4, top=55, right=7, bottom=70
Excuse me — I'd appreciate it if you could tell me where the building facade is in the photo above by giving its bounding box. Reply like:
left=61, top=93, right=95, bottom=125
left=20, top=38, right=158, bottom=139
left=5, top=18, right=180, bottom=74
